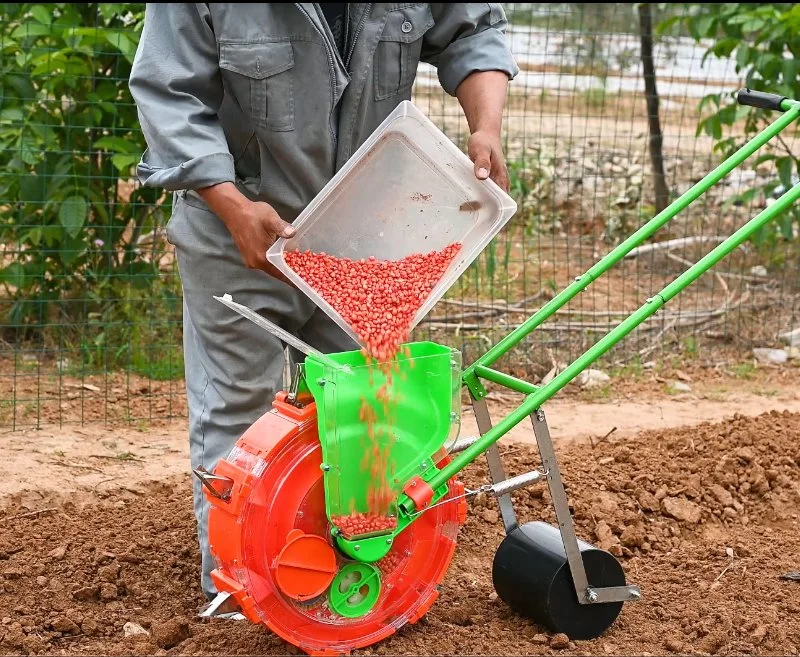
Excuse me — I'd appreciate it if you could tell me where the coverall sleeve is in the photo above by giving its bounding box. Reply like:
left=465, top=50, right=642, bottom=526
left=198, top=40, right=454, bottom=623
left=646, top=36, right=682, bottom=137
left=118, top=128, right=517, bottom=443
left=128, top=3, right=235, bottom=191
left=421, top=4, right=519, bottom=97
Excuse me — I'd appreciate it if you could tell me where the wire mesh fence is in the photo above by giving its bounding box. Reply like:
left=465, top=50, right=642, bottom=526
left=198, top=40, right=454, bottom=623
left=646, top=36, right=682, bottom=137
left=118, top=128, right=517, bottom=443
left=2, top=3, right=799, bottom=429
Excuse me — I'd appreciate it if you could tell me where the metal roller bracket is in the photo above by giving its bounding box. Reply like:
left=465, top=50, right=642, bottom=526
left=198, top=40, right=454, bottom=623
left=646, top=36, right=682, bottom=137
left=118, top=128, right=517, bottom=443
left=530, top=408, right=641, bottom=605
left=472, top=398, right=518, bottom=534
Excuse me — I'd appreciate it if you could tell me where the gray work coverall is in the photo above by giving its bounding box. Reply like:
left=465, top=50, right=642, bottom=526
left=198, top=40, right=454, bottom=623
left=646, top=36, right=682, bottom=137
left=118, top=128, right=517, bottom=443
left=129, top=3, right=518, bottom=599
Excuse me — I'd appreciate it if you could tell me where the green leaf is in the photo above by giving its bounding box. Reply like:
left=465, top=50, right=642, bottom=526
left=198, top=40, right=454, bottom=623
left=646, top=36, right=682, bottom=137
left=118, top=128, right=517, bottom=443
left=93, top=136, right=139, bottom=153
left=0, top=262, right=25, bottom=290
left=111, top=153, right=140, bottom=172
left=29, top=5, right=52, bottom=25
left=104, top=30, right=137, bottom=61
left=0, top=108, right=24, bottom=123
left=694, top=15, right=716, bottom=38
left=10, top=22, right=53, bottom=39
left=58, top=195, right=88, bottom=238
left=777, top=157, right=794, bottom=189
left=20, top=175, right=46, bottom=204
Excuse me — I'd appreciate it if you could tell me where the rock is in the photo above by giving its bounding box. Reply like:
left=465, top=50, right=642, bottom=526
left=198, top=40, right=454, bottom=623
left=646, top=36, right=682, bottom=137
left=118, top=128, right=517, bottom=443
left=661, top=497, right=702, bottom=524
left=751, top=624, right=767, bottom=644
left=753, top=347, right=787, bottom=364
left=594, top=520, right=614, bottom=550
left=47, top=545, right=67, bottom=560
left=72, top=586, right=99, bottom=602
left=609, top=544, right=623, bottom=557
left=2, top=569, right=22, bottom=580
left=151, top=619, right=189, bottom=649
left=779, top=327, right=800, bottom=347
left=482, top=508, right=499, bottom=525
left=723, top=507, right=737, bottom=520
left=654, top=484, right=669, bottom=501
left=532, top=633, right=549, bottom=645
left=50, top=617, right=79, bottom=634
left=637, top=489, right=659, bottom=512
left=598, top=456, right=615, bottom=465
left=579, top=369, right=610, bottom=389
left=96, top=552, right=116, bottom=565
left=118, top=552, right=144, bottom=565
left=81, top=618, right=101, bottom=636
left=669, top=381, right=692, bottom=393
left=750, top=265, right=768, bottom=278
left=550, top=633, right=570, bottom=649
left=123, top=621, right=150, bottom=637
left=36, top=576, right=47, bottom=587
left=98, top=563, right=120, bottom=583
left=664, top=637, right=684, bottom=653
left=488, top=591, right=498, bottom=602
left=709, top=484, right=734, bottom=507
left=21, top=635, right=46, bottom=654
left=620, top=525, right=646, bottom=548
left=100, top=583, right=118, bottom=601
left=735, top=446, right=755, bottom=463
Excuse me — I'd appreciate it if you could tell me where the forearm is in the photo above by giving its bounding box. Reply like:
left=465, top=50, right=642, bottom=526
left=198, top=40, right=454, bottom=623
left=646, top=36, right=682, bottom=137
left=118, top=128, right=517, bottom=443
left=198, top=183, right=249, bottom=229
left=455, top=70, right=509, bottom=137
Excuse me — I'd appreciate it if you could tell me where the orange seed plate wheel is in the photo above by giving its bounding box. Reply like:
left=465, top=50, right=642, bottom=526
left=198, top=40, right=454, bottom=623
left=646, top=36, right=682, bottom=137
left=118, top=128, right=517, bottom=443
left=204, top=392, right=467, bottom=656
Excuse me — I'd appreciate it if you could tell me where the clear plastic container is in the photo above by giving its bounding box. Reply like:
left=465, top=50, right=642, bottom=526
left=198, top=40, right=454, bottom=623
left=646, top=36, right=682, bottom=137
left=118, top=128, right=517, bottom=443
left=266, top=100, right=517, bottom=347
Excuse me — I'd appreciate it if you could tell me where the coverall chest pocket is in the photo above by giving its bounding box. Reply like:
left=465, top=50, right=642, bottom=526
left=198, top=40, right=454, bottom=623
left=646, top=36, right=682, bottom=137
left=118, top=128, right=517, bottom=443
left=374, top=4, right=434, bottom=101
left=219, top=41, right=295, bottom=132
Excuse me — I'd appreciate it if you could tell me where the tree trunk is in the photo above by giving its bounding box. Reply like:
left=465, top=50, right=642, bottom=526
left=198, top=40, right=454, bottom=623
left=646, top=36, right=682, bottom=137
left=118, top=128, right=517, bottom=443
left=638, top=3, right=670, bottom=212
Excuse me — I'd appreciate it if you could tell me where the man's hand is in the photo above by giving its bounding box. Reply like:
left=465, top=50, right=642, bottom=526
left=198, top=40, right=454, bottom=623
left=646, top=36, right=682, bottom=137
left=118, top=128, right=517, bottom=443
left=197, top=182, right=296, bottom=285
left=468, top=130, right=509, bottom=193
left=455, top=70, right=511, bottom=193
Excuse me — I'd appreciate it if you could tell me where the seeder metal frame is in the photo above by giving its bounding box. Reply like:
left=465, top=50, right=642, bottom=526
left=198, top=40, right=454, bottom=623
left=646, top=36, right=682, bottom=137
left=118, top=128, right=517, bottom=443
left=401, top=88, right=800, bottom=606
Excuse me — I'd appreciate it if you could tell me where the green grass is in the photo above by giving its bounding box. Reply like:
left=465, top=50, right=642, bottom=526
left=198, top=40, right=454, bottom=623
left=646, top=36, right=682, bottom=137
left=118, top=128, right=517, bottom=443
left=733, top=362, right=756, bottom=380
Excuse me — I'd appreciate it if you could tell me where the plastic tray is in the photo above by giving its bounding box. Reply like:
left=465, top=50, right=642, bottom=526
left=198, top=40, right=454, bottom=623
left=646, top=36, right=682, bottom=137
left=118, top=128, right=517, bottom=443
left=267, top=100, right=517, bottom=347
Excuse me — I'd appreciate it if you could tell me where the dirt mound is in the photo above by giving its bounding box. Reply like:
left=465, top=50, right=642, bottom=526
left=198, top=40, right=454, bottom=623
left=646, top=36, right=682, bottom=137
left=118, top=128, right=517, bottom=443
left=0, top=411, right=799, bottom=655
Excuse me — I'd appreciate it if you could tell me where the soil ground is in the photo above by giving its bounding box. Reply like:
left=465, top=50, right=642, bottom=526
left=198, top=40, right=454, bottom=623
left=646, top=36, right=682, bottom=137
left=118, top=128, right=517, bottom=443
left=1, top=375, right=799, bottom=657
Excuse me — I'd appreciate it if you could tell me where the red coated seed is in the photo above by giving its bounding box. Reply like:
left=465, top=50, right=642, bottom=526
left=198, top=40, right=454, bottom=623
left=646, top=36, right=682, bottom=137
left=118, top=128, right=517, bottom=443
left=285, top=243, right=461, bottom=360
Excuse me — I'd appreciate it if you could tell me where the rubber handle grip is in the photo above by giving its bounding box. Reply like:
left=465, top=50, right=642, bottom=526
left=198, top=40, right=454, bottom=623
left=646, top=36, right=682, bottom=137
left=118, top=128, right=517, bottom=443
left=736, top=88, right=786, bottom=111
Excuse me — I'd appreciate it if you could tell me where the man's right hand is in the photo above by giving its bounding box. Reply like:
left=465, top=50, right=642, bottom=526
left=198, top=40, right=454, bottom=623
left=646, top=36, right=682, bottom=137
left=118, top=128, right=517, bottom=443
left=197, top=182, right=296, bottom=285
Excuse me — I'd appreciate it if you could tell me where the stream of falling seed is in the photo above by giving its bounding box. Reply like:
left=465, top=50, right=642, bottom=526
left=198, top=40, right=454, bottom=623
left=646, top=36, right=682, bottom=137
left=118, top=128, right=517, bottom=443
left=286, top=245, right=461, bottom=537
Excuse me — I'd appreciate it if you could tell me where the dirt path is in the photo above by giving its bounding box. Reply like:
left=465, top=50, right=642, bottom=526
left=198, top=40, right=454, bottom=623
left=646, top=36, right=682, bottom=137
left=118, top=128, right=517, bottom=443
left=4, top=386, right=800, bottom=507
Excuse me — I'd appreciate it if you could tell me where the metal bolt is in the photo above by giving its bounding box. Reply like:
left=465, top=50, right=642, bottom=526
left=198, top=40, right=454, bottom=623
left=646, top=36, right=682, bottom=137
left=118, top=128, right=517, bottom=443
left=574, top=275, right=581, bottom=282
left=420, top=461, right=427, bottom=469
left=631, top=590, right=642, bottom=600
left=386, top=538, right=392, bottom=545
left=321, top=463, right=331, bottom=472
left=354, top=545, right=360, bottom=551
left=587, top=589, right=598, bottom=602
left=401, top=20, right=412, bottom=33
left=410, top=480, right=417, bottom=487
left=646, top=297, right=654, bottom=303
left=535, top=409, right=545, bottom=422
left=450, top=411, right=458, bottom=421
left=317, top=378, right=327, bottom=386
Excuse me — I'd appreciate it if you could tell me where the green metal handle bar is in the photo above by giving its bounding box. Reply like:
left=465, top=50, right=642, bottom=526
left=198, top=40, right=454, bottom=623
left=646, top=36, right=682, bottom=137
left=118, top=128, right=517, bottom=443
left=418, top=94, right=800, bottom=500
left=462, top=95, right=800, bottom=397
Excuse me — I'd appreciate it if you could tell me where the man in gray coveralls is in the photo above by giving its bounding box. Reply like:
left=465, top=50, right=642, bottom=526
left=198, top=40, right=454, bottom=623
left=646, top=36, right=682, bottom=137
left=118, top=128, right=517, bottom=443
left=129, top=3, right=518, bottom=600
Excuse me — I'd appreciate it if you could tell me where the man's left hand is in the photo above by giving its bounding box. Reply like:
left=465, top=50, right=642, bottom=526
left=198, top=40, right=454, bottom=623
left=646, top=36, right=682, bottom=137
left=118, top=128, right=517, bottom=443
left=468, top=130, right=509, bottom=193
